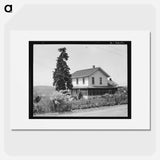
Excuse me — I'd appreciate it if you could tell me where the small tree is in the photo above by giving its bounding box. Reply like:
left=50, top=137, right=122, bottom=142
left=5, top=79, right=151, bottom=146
left=53, top=47, right=73, bottom=91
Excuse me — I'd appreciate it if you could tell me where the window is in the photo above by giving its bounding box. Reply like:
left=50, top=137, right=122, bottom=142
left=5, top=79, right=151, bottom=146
left=83, top=78, right=85, bottom=84
left=100, top=77, right=102, bottom=84
left=76, top=78, right=79, bottom=84
left=92, top=77, right=95, bottom=85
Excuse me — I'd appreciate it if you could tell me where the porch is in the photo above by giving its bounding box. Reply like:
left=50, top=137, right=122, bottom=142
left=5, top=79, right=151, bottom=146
left=71, top=87, right=117, bottom=97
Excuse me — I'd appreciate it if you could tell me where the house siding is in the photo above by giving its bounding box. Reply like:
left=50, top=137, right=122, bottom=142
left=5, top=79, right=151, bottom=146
left=72, top=77, right=89, bottom=88
left=88, top=70, right=110, bottom=87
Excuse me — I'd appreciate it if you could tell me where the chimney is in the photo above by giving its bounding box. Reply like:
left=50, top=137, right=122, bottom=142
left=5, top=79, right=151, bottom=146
left=93, top=65, right=95, bottom=68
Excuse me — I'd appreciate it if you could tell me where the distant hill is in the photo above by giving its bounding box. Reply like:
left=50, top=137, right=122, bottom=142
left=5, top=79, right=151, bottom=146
left=34, top=86, right=56, bottom=97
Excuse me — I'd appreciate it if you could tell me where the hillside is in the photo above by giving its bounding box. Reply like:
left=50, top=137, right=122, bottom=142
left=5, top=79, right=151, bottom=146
left=34, top=86, right=56, bottom=97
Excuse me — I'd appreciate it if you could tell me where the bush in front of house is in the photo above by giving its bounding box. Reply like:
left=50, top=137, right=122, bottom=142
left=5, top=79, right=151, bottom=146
left=70, top=97, right=114, bottom=110
left=33, top=96, right=55, bottom=114
left=33, top=91, right=72, bottom=115
left=114, top=87, right=128, bottom=105
left=55, top=100, right=72, bottom=113
left=33, top=87, right=128, bottom=114
left=50, top=91, right=72, bottom=113
left=70, top=88, right=128, bottom=110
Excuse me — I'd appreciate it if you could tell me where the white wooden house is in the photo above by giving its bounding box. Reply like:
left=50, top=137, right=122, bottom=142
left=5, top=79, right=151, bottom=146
left=71, top=66, right=117, bottom=98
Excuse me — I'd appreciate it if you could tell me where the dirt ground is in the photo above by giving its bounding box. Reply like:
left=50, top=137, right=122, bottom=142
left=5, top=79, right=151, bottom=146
left=34, top=104, right=128, bottom=117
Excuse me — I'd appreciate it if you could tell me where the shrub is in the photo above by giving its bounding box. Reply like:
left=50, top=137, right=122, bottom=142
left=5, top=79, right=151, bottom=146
left=33, top=87, right=128, bottom=114
left=55, top=101, right=72, bottom=113
left=50, top=91, right=72, bottom=113
left=33, top=96, right=55, bottom=114
left=77, top=91, right=83, bottom=99
left=33, top=91, right=73, bottom=115
left=33, top=91, right=41, bottom=103
left=114, top=87, right=128, bottom=105
left=70, top=88, right=128, bottom=110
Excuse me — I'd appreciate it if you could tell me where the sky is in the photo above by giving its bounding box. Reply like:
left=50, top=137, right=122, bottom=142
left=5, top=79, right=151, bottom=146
left=33, top=44, right=127, bottom=86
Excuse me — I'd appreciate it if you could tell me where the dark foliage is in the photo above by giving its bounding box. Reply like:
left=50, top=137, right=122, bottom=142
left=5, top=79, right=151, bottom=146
left=77, top=91, right=83, bottom=100
left=53, top=47, right=73, bottom=91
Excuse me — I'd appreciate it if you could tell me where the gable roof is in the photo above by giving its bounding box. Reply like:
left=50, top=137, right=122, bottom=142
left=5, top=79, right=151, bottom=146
left=72, top=67, right=110, bottom=78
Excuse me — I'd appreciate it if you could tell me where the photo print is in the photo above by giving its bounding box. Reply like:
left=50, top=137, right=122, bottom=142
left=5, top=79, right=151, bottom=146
left=29, top=41, right=131, bottom=119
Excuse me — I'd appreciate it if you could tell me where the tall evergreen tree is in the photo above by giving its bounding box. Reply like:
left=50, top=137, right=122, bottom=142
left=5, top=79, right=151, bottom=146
left=53, top=47, right=73, bottom=91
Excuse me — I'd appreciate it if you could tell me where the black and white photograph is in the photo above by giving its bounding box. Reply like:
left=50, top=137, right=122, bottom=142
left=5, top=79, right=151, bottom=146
left=29, top=41, right=131, bottom=119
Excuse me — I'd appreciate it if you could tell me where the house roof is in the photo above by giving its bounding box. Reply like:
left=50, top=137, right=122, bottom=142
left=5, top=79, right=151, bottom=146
left=72, top=67, right=110, bottom=78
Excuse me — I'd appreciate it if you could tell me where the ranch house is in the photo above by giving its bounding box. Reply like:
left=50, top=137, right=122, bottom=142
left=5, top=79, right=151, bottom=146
left=71, top=65, right=117, bottom=98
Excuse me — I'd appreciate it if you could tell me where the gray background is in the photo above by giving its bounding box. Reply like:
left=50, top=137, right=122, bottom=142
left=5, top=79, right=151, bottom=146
left=4, top=4, right=155, bottom=156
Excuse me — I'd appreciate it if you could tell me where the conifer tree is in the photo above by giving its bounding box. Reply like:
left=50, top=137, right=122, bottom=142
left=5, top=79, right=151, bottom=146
left=53, top=47, right=73, bottom=91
